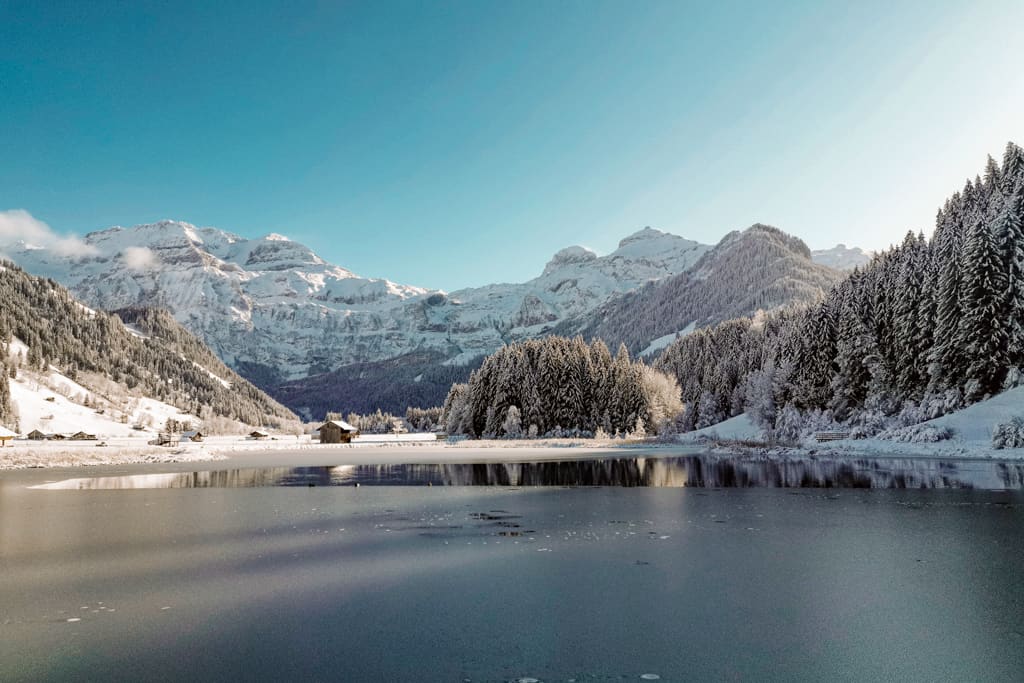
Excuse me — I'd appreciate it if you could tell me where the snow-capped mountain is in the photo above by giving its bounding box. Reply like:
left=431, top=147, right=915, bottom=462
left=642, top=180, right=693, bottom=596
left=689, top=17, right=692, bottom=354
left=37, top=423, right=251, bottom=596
left=811, top=243, right=872, bottom=270
left=6, top=221, right=709, bottom=390
left=558, top=224, right=844, bottom=357
left=419, top=226, right=710, bottom=364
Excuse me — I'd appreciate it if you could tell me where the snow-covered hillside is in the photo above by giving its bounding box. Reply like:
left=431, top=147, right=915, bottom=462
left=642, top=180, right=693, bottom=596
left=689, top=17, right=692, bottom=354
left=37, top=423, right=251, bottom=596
left=811, top=243, right=872, bottom=270
left=676, top=387, right=1024, bottom=459
left=5, top=337, right=196, bottom=437
left=0, top=263, right=297, bottom=432
left=924, top=386, right=1024, bottom=443
left=8, top=221, right=709, bottom=384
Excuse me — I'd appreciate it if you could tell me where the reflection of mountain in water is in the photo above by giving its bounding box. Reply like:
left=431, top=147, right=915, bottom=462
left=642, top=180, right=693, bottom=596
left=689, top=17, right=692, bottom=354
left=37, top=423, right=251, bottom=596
left=31, top=456, right=1024, bottom=491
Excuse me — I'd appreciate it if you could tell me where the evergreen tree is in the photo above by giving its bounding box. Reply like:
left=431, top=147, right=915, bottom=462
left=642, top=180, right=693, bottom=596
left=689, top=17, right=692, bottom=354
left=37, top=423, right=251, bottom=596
left=995, top=195, right=1024, bottom=367
left=958, top=219, right=1009, bottom=399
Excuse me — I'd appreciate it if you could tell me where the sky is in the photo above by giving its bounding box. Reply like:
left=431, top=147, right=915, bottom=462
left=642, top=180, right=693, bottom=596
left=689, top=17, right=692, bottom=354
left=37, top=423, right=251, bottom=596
left=2, top=1, right=1024, bottom=291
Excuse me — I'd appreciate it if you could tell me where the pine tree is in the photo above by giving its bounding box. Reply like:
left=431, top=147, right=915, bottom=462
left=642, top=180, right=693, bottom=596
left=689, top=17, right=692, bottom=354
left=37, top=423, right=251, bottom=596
left=929, top=205, right=966, bottom=392
left=995, top=194, right=1024, bottom=367
left=501, top=405, right=522, bottom=438
left=829, top=294, right=875, bottom=419
left=894, top=232, right=926, bottom=397
left=959, top=219, right=1009, bottom=399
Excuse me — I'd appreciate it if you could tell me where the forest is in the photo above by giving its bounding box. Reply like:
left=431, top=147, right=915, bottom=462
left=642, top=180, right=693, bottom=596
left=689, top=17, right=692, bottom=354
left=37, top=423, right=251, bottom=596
left=440, top=143, right=1024, bottom=443
left=655, top=142, right=1024, bottom=441
left=441, top=336, right=682, bottom=438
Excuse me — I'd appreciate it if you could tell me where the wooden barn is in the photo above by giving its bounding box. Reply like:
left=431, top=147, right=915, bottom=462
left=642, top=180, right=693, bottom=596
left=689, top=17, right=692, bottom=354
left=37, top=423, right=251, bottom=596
left=315, top=419, right=359, bottom=444
left=249, top=430, right=269, bottom=440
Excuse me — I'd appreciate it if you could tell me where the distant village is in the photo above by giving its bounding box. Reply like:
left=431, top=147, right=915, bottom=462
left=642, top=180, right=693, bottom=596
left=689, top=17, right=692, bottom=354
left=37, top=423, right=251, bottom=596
left=0, top=410, right=443, bottom=449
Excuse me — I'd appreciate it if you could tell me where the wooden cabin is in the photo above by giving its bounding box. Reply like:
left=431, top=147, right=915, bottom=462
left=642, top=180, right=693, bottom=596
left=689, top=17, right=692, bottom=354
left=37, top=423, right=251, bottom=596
left=181, top=430, right=205, bottom=442
left=27, top=429, right=48, bottom=440
left=315, top=420, right=359, bottom=444
left=249, top=430, right=269, bottom=440
left=69, top=431, right=98, bottom=441
left=0, top=426, right=16, bottom=447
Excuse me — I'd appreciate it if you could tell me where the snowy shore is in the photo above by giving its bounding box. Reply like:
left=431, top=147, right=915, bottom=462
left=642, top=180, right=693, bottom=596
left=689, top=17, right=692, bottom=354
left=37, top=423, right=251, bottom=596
left=0, top=434, right=673, bottom=471
left=4, top=431, right=1024, bottom=474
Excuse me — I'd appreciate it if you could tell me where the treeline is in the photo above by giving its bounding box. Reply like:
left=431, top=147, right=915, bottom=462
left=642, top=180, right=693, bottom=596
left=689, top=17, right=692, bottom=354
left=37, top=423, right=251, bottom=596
left=275, top=350, right=480, bottom=420
left=325, top=406, right=443, bottom=433
left=0, top=264, right=297, bottom=429
left=441, top=336, right=682, bottom=438
left=655, top=143, right=1024, bottom=437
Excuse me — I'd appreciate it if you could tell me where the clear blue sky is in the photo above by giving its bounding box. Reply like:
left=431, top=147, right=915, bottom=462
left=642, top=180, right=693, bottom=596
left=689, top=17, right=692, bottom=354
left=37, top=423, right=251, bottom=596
left=2, top=1, right=1023, bottom=290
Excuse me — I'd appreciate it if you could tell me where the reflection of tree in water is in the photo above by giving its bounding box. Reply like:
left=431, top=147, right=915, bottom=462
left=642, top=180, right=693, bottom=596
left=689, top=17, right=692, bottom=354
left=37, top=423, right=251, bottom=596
left=35, top=457, right=1024, bottom=490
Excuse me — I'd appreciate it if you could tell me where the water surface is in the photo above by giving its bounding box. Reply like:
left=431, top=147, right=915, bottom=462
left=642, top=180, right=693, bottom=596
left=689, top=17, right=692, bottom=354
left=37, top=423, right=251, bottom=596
left=3, top=456, right=1023, bottom=681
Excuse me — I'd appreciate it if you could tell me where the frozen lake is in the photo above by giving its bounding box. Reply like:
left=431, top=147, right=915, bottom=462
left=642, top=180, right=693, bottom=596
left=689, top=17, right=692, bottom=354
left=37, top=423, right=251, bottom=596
left=3, top=453, right=1024, bottom=681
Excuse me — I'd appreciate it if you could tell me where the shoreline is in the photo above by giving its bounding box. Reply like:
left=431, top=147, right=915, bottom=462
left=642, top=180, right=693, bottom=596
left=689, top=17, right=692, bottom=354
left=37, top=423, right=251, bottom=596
left=3, top=435, right=1024, bottom=489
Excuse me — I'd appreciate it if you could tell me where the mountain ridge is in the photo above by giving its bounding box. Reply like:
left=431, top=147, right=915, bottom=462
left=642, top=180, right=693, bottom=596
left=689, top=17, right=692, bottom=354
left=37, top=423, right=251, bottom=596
left=5, top=220, right=853, bottom=416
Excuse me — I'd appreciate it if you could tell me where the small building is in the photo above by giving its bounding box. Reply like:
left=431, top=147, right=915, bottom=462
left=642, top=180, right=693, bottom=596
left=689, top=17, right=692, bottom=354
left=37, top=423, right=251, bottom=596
left=0, top=426, right=16, bottom=447
left=249, top=430, right=269, bottom=440
left=151, top=432, right=177, bottom=447
left=69, top=431, right=97, bottom=441
left=27, top=429, right=48, bottom=440
left=315, top=420, right=359, bottom=444
left=181, top=430, right=205, bottom=443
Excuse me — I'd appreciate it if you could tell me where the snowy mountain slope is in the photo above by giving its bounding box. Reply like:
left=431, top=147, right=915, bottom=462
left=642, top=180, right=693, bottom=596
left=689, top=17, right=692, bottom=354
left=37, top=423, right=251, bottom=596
left=7, top=356, right=195, bottom=437
left=7, top=221, right=710, bottom=386
left=811, top=244, right=872, bottom=270
left=420, top=226, right=710, bottom=364
left=0, top=263, right=297, bottom=433
left=559, top=224, right=844, bottom=356
left=10, top=221, right=431, bottom=384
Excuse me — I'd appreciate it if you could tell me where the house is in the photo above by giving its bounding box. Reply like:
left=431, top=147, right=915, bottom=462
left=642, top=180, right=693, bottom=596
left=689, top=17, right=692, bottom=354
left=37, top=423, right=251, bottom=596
left=180, top=430, right=205, bottom=442
left=315, top=419, right=359, bottom=444
left=69, top=431, right=97, bottom=441
left=27, top=429, right=48, bottom=440
left=0, top=426, right=16, bottom=447
left=249, top=430, right=269, bottom=440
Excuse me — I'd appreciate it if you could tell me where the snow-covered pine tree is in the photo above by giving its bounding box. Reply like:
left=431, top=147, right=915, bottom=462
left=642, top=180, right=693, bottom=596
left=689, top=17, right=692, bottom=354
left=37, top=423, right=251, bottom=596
left=929, top=200, right=967, bottom=393
left=501, top=405, right=523, bottom=438
left=959, top=218, right=1010, bottom=399
left=894, top=232, right=927, bottom=397
left=829, top=288, right=875, bottom=420
left=1001, top=143, right=1024, bottom=194
left=995, top=193, right=1024, bottom=368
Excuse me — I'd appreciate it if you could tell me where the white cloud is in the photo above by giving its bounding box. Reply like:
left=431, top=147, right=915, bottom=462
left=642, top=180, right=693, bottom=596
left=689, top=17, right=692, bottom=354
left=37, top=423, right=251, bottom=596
left=0, top=209, right=98, bottom=257
left=122, top=246, right=157, bottom=271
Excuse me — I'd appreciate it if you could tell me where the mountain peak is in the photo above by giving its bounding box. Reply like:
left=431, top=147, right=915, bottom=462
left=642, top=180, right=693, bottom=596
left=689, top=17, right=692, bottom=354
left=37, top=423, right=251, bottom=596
left=720, top=223, right=812, bottom=260
left=811, top=243, right=872, bottom=270
left=542, top=245, right=598, bottom=275
left=617, top=226, right=667, bottom=248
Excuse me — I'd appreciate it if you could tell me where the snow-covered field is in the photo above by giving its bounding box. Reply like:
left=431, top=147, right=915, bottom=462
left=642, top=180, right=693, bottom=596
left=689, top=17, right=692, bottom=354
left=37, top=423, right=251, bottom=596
left=0, top=440, right=225, bottom=470
left=4, top=386, right=1022, bottom=472
left=677, top=387, right=1024, bottom=460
